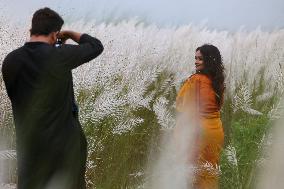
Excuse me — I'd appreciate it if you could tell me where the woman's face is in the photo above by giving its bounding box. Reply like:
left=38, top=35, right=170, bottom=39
left=195, top=50, right=205, bottom=71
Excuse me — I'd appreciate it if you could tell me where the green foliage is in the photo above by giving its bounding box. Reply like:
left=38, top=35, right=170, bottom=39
left=78, top=70, right=176, bottom=188
left=220, top=115, right=271, bottom=189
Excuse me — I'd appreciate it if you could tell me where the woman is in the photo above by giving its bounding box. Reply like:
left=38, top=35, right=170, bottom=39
left=175, top=44, right=225, bottom=189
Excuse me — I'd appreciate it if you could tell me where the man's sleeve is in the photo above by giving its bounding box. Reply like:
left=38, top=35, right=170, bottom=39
left=1, top=51, right=22, bottom=98
left=57, top=34, right=104, bottom=70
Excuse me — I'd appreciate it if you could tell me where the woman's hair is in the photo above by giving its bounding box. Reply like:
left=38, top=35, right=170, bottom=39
left=196, top=44, right=225, bottom=107
left=30, top=7, right=64, bottom=35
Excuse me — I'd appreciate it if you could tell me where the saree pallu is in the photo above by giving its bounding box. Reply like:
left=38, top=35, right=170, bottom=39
left=176, top=73, right=224, bottom=189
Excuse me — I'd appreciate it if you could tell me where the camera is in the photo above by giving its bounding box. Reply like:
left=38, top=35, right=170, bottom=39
left=54, top=38, right=63, bottom=47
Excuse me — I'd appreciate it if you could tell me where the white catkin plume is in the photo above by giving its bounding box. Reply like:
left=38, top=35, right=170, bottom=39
left=129, top=171, right=144, bottom=178
left=268, top=99, right=284, bottom=120
left=194, top=161, right=221, bottom=178
left=85, top=137, right=97, bottom=170
left=233, top=84, right=252, bottom=112
left=112, top=117, right=144, bottom=135
left=0, top=150, right=16, bottom=187
left=225, top=145, right=238, bottom=167
left=82, top=84, right=127, bottom=124
left=243, top=107, right=263, bottom=116
left=256, top=92, right=274, bottom=102
left=0, top=183, right=16, bottom=189
left=232, top=84, right=263, bottom=115
left=153, top=97, right=175, bottom=130
left=255, top=133, right=272, bottom=169
left=0, top=150, right=16, bottom=160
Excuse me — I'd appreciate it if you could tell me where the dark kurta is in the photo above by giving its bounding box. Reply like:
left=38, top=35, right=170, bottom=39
left=1, top=34, right=103, bottom=189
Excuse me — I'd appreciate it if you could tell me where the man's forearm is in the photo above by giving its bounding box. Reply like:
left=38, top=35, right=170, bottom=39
left=58, top=30, right=82, bottom=43
left=65, top=31, right=82, bottom=43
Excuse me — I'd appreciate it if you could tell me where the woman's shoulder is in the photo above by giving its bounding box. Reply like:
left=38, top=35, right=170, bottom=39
left=188, top=73, right=211, bottom=83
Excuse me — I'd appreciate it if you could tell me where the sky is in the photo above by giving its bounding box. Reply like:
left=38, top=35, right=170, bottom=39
left=1, top=0, right=284, bottom=31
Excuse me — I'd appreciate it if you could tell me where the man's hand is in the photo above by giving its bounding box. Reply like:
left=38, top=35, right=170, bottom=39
left=57, top=30, right=82, bottom=44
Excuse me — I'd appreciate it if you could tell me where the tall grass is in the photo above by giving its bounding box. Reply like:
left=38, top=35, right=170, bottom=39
left=0, top=18, right=283, bottom=188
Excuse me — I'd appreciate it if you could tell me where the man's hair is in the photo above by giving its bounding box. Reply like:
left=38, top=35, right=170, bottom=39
left=30, top=7, right=64, bottom=35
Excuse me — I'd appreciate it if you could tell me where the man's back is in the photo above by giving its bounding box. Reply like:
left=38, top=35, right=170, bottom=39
left=2, top=34, right=103, bottom=189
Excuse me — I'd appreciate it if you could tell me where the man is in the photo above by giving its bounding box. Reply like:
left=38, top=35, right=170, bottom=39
left=1, top=7, right=103, bottom=189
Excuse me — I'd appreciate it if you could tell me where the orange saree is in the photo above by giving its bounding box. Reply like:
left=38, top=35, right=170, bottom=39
left=175, top=73, right=224, bottom=189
